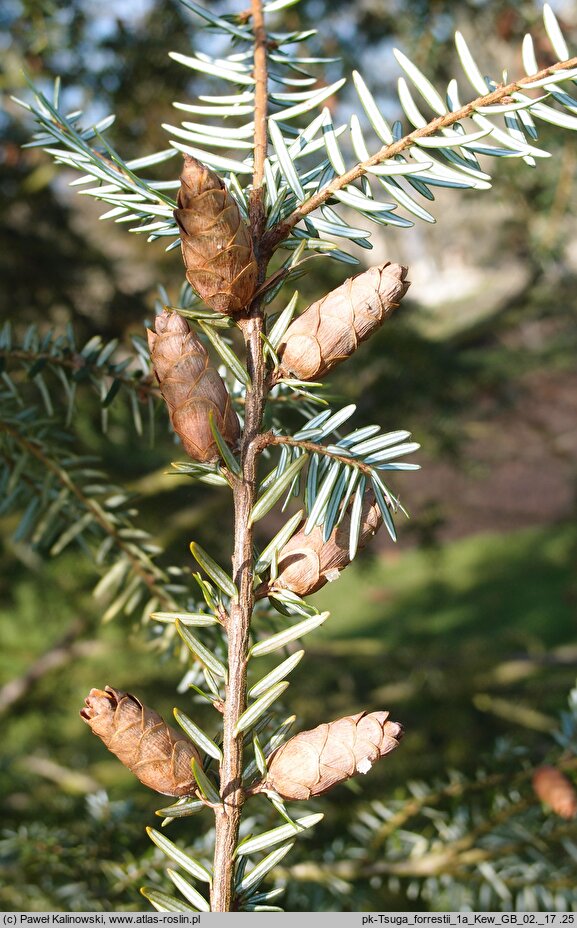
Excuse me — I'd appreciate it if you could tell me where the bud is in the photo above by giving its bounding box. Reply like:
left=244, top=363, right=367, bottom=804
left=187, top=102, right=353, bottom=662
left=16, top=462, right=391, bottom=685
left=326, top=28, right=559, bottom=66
left=148, top=309, right=240, bottom=463
left=263, top=492, right=381, bottom=597
left=174, top=156, right=257, bottom=314
left=80, top=686, right=201, bottom=797
left=532, top=765, right=577, bottom=820
left=256, top=711, right=403, bottom=800
left=274, top=262, right=409, bottom=382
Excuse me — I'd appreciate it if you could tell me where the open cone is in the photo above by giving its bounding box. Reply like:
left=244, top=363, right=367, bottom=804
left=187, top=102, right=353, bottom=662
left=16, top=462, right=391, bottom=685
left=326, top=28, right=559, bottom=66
left=80, top=686, right=201, bottom=797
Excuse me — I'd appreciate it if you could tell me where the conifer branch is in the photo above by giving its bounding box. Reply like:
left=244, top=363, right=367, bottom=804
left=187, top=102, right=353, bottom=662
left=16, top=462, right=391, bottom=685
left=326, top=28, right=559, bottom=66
left=276, top=757, right=577, bottom=884
left=262, top=55, right=577, bottom=254
left=15, top=1, right=577, bottom=912
left=256, top=432, right=386, bottom=480
left=0, top=421, right=176, bottom=611
left=0, top=347, right=159, bottom=399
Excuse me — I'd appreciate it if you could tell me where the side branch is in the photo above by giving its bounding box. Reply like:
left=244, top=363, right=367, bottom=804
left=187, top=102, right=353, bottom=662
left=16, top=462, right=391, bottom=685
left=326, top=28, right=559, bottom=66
left=0, top=422, right=175, bottom=610
left=262, top=55, right=577, bottom=253
left=276, top=755, right=577, bottom=884
left=255, top=432, right=380, bottom=481
left=0, top=348, right=159, bottom=398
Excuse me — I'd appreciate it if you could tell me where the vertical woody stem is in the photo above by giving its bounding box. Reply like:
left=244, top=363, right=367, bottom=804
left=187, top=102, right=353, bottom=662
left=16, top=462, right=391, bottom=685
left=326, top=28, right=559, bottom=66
left=249, top=0, right=268, bottom=245
left=211, top=0, right=269, bottom=911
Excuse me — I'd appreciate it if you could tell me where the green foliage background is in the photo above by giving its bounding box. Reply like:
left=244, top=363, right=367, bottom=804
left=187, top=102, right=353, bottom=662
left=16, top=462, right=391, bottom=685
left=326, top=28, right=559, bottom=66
left=1, top=0, right=577, bottom=911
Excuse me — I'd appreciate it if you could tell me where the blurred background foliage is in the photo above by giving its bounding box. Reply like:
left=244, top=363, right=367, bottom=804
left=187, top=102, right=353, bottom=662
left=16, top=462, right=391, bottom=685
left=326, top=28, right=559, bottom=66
left=1, top=0, right=577, bottom=912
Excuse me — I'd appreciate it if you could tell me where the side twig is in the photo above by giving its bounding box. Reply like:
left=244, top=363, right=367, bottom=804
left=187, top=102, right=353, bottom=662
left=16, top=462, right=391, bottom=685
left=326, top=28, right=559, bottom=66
left=276, top=756, right=577, bottom=884
left=262, top=56, right=577, bottom=254
left=0, top=348, right=159, bottom=399
left=255, top=432, right=383, bottom=481
left=0, top=422, right=175, bottom=610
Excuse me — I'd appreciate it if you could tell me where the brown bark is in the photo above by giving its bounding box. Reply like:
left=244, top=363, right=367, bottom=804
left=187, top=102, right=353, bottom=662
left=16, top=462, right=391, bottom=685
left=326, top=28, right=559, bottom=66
left=210, top=0, right=270, bottom=910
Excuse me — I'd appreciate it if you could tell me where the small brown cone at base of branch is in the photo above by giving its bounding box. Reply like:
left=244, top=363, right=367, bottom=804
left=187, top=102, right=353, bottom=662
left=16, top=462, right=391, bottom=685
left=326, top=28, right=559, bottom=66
left=532, top=765, right=577, bottom=819
left=253, top=711, right=403, bottom=800
left=148, top=309, right=240, bottom=463
left=258, top=492, right=382, bottom=598
left=80, top=686, right=202, bottom=797
left=174, top=155, right=257, bottom=315
left=273, top=262, right=410, bottom=382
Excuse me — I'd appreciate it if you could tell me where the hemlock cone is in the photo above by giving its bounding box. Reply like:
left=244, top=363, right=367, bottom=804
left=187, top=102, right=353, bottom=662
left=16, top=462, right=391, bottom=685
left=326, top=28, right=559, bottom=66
left=532, top=766, right=577, bottom=819
left=174, top=155, right=257, bottom=315
left=81, top=686, right=201, bottom=797
left=274, top=263, right=410, bottom=382
left=261, top=492, right=382, bottom=597
left=148, top=309, right=240, bottom=463
left=256, top=710, right=403, bottom=800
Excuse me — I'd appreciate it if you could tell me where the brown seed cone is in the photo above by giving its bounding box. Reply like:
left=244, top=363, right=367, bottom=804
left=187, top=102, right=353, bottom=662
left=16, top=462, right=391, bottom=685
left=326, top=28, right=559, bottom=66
left=261, top=492, right=381, bottom=598
left=174, top=155, right=257, bottom=314
left=80, top=686, right=201, bottom=797
left=274, top=262, right=410, bottom=382
left=532, top=765, right=577, bottom=819
left=147, top=309, right=240, bottom=463
left=257, top=711, right=403, bottom=800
